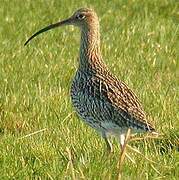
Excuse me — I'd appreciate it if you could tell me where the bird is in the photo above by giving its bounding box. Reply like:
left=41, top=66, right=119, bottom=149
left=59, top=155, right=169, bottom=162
left=25, top=8, right=157, bottom=153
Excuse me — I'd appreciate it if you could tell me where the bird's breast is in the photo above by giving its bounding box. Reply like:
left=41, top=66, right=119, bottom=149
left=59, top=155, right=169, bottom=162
left=70, top=70, right=109, bottom=129
left=70, top=71, right=94, bottom=111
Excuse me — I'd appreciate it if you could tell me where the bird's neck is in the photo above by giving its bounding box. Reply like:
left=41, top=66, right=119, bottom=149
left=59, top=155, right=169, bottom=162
left=79, top=25, right=105, bottom=71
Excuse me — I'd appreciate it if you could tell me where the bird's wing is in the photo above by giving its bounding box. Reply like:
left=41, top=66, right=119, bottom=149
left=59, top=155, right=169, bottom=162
left=91, top=72, right=155, bottom=130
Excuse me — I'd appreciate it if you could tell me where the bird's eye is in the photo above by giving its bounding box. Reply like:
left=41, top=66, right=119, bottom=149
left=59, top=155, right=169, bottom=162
left=76, top=14, right=85, bottom=20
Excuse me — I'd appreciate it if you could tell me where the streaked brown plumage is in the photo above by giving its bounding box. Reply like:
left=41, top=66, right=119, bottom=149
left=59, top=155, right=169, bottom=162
left=25, top=8, right=156, bottom=152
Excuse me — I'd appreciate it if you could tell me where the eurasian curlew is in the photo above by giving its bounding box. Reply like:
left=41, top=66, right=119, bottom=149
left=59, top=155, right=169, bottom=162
left=25, top=8, right=157, bottom=153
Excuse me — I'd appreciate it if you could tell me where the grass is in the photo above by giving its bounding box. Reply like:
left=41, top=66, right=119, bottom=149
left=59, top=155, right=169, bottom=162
left=0, top=0, right=179, bottom=179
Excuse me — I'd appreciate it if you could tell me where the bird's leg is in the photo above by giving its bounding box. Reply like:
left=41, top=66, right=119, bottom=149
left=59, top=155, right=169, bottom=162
left=105, top=136, right=113, bottom=153
left=102, top=132, right=113, bottom=153
left=120, top=134, right=126, bottom=149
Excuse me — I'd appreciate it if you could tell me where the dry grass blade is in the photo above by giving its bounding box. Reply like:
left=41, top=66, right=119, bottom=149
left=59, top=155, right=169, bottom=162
left=125, top=152, right=136, bottom=164
left=117, top=129, right=131, bottom=180
left=127, top=144, right=157, bottom=164
left=66, top=147, right=76, bottom=180
left=18, top=128, right=47, bottom=139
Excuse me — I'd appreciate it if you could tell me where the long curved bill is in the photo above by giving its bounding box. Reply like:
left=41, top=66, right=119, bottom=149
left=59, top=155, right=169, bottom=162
left=24, top=18, right=72, bottom=46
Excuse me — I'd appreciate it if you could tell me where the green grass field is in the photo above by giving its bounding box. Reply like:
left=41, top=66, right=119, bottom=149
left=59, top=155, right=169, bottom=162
left=0, top=0, right=179, bottom=179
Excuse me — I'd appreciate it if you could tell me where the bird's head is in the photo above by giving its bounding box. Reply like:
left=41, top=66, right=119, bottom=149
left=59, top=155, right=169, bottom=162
left=71, top=8, right=99, bottom=28
left=24, top=8, right=99, bottom=45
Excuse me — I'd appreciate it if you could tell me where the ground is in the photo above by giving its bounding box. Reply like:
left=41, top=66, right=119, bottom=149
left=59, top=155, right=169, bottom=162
left=0, top=0, right=178, bottom=179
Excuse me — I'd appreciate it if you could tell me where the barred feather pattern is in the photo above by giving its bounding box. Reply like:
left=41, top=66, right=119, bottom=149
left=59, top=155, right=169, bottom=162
left=71, top=8, right=155, bottom=137
left=71, top=68, right=155, bottom=136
